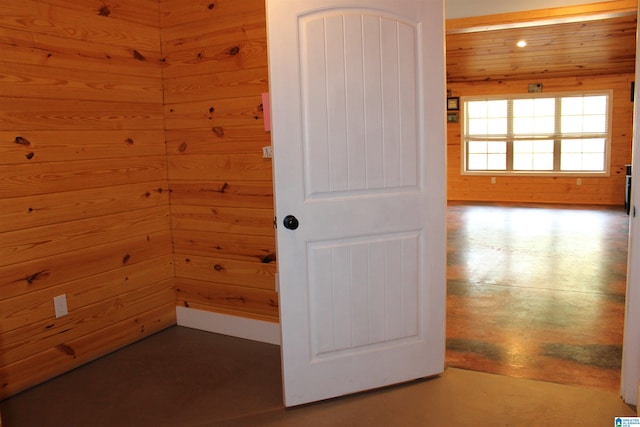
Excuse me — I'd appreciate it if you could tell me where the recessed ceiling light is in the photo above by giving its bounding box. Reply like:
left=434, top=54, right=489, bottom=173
left=517, top=40, right=527, bottom=48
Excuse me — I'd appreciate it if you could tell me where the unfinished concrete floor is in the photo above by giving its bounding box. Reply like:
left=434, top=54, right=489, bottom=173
left=0, top=326, right=635, bottom=426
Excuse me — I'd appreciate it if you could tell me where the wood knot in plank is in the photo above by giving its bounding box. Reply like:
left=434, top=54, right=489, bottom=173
left=261, top=253, right=276, bottom=264
left=56, top=344, right=76, bottom=358
left=218, top=182, right=229, bottom=193
left=178, top=142, right=187, bottom=152
left=25, top=152, right=35, bottom=160
left=98, top=5, right=111, bottom=16
left=213, top=264, right=225, bottom=272
left=14, top=136, right=31, bottom=146
left=122, top=253, right=131, bottom=264
left=208, top=2, right=215, bottom=10
left=229, top=46, right=240, bottom=56
left=133, top=50, right=146, bottom=61
left=211, top=127, right=224, bottom=137
left=25, top=269, right=50, bottom=284
left=143, top=191, right=151, bottom=198
left=125, top=138, right=134, bottom=145
left=209, top=106, right=215, bottom=113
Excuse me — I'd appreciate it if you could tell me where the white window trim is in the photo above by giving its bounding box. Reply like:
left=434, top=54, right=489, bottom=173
left=460, top=90, right=613, bottom=177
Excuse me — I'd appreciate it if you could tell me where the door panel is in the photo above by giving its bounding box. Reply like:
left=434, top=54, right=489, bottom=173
left=267, top=0, right=446, bottom=406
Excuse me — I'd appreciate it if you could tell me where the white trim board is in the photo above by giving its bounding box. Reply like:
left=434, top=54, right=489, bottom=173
left=176, top=307, right=281, bottom=346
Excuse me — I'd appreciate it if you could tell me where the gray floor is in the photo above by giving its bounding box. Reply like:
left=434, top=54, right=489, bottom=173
left=0, top=326, right=636, bottom=426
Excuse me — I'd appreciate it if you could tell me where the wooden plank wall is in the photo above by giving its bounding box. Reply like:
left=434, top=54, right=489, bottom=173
left=0, top=0, right=175, bottom=399
left=160, top=0, right=278, bottom=322
left=446, top=74, right=635, bottom=205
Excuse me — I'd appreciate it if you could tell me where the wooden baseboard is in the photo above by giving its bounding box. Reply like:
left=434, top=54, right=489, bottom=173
left=176, top=306, right=281, bottom=345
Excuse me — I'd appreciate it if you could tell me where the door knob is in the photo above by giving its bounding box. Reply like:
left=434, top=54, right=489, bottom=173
left=283, top=215, right=299, bottom=230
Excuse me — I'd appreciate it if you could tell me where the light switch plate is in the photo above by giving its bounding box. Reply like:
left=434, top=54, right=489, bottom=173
left=54, top=294, right=68, bottom=318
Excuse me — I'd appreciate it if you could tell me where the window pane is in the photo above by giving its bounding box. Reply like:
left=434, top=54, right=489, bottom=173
left=487, top=100, right=507, bottom=117
left=584, top=96, right=607, bottom=115
left=466, top=140, right=506, bottom=170
left=513, top=140, right=554, bottom=171
left=468, top=140, right=486, bottom=154
left=487, top=141, right=507, bottom=153
left=487, top=154, right=506, bottom=170
left=513, top=98, right=555, bottom=135
left=468, top=154, right=487, bottom=170
left=467, top=101, right=487, bottom=118
left=487, top=118, right=507, bottom=134
left=560, top=138, right=605, bottom=171
left=466, top=100, right=507, bottom=136
left=561, top=96, right=607, bottom=134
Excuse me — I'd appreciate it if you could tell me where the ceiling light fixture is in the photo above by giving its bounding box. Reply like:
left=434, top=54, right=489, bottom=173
left=517, top=40, right=527, bottom=48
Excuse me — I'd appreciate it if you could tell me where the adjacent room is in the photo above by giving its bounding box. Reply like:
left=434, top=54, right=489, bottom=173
left=443, top=0, right=636, bottom=392
left=0, top=0, right=638, bottom=425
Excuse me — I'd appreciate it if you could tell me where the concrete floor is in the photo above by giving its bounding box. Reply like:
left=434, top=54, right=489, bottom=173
left=446, top=202, right=628, bottom=391
left=0, top=326, right=635, bottom=426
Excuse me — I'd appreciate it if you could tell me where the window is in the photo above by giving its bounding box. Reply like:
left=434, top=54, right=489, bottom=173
left=462, top=91, right=611, bottom=175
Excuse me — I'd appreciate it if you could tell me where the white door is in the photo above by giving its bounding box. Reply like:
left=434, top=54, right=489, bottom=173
left=267, top=0, right=446, bottom=406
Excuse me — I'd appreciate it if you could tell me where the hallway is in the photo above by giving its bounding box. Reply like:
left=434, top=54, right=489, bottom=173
left=446, top=202, right=629, bottom=391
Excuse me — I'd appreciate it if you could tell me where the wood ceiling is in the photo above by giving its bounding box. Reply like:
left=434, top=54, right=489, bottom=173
left=445, top=7, right=638, bottom=83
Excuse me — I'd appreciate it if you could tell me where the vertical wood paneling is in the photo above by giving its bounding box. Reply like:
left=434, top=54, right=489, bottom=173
left=0, top=0, right=173, bottom=400
left=161, top=0, right=276, bottom=322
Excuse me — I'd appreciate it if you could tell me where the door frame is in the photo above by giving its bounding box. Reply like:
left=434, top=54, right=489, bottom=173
left=621, top=4, right=640, bottom=406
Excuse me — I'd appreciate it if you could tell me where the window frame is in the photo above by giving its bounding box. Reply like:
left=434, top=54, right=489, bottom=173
left=460, top=90, right=613, bottom=177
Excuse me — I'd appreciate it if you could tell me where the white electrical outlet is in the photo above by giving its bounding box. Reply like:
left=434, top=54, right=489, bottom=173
left=53, top=294, right=68, bottom=318
left=577, top=178, right=582, bottom=186
left=491, top=177, right=496, bottom=184
left=262, top=146, right=273, bottom=158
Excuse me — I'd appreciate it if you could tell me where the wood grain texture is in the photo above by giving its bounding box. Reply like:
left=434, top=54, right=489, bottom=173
left=0, top=130, right=166, bottom=164
left=165, top=128, right=270, bottom=155
left=0, top=0, right=160, bottom=51
left=172, top=229, right=275, bottom=263
left=0, top=279, right=175, bottom=367
left=0, top=156, right=168, bottom=198
left=0, top=182, right=169, bottom=233
left=170, top=181, right=273, bottom=209
left=0, top=231, right=172, bottom=300
left=171, top=205, right=274, bottom=237
left=161, top=0, right=276, bottom=325
left=445, top=5, right=637, bottom=83
left=0, top=255, right=174, bottom=333
left=174, top=254, right=275, bottom=290
left=0, top=0, right=173, bottom=399
left=0, top=98, right=165, bottom=131
left=0, top=28, right=162, bottom=78
left=0, top=61, right=163, bottom=103
left=175, top=277, right=278, bottom=320
left=160, top=0, right=265, bottom=29
left=0, top=303, right=176, bottom=400
left=1, top=205, right=170, bottom=267
left=168, top=154, right=272, bottom=181
left=164, top=97, right=266, bottom=130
